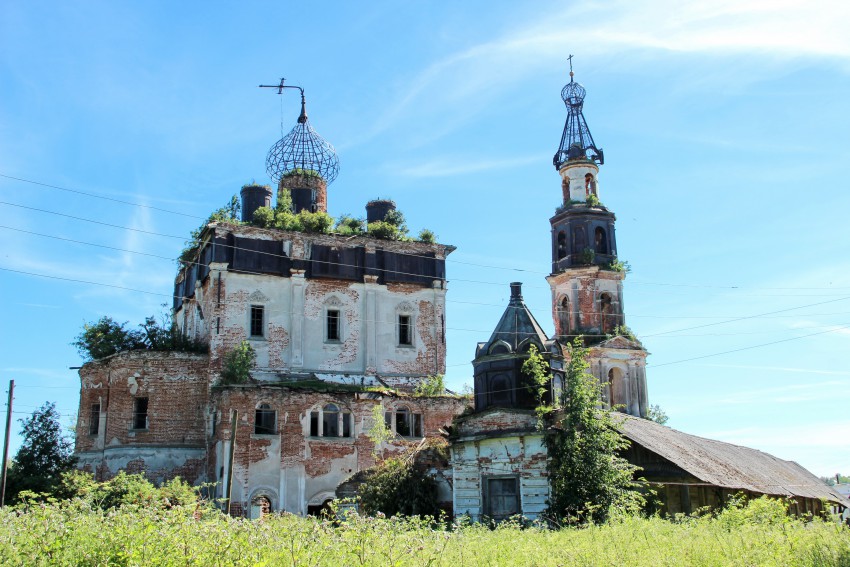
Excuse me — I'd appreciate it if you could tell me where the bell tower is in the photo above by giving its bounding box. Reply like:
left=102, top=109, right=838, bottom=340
left=545, top=61, right=648, bottom=417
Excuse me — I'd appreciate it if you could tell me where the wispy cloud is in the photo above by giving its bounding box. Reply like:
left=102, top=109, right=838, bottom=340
left=699, top=363, right=850, bottom=376
left=391, top=154, right=543, bottom=178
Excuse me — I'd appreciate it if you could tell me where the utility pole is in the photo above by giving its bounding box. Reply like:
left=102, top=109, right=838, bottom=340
left=1, top=380, right=15, bottom=507
left=223, top=409, right=238, bottom=515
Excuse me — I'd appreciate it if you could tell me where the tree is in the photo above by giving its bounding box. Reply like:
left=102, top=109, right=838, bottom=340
left=6, top=402, right=76, bottom=503
left=359, top=458, right=440, bottom=518
left=543, top=338, right=644, bottom=524
left=72, top=316, right=144, bottom=360
left=647, top=404, right=669, bottom=426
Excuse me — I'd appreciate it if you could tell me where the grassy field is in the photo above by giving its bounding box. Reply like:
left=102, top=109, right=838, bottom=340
left=1, top=498, right=848, bottom=566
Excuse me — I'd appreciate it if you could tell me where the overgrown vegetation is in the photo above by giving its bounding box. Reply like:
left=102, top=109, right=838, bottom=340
left=605, top=258, right=631, bottom=273
left=366, top=405, right=394, bottom=458
left=578, top=247, right=595, bottom=265
left=585, top=194, right=602, bottom=207
left=543, top=338, right=645, bottom=523
left=0, top=497, right=847, bottom=566
left=218, top=340, right=256, bottom=384
left=358, top=458, right=441, bottom=519
left=5, top=403, right=76, bottom=505
left=73, top=312, right=207, bottom=361
left=414, top=375, right=445, bottom=396
left=178, top=195, right=241, bottom=264
left=608, top=324, right=638, bottom=342
left=647, top=404, right=669, bottom=425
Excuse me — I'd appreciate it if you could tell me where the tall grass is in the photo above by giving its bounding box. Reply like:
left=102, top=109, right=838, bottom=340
left=1, top=498, right=848, bottom=566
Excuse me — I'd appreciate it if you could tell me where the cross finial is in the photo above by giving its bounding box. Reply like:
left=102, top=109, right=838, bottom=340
left=567, top=54, right=574, bottom=80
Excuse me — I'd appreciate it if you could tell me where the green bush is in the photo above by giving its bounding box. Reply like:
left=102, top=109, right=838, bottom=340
left=578, top=247, right=595, bottom=265
left=585, top=194, right=601, bottom=207
left=297, top=210, right=334, bottom=233
left=335, top=214, right=365, bottom=235
left=359, top=458, right=440, bottom=518
left=414, top=375, right=445, bottom=396
left=252, top=206, right=275, bottom=228
left=417, top=228, right=437, bottom=243
left=219, top=340, right=256, bottom=384
left=367, top=221, right=404, bottom=240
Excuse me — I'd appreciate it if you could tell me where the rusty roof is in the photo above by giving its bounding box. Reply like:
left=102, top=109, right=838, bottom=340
left=617, top=414, right=850, bottom=507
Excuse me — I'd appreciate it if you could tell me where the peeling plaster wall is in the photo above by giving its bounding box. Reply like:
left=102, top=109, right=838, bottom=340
left=451, top=409, right=548, bottom=521
left=74, top=352, right=211, bottom=483
left=211, top=388, right=467, bottom=515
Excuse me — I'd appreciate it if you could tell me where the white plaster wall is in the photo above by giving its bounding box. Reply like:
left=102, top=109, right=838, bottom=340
left=560, top=162, right=600, bottom=201
left=451, top=434, right=548, bottom=521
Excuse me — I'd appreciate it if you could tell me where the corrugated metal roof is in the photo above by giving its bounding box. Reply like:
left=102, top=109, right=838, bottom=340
left=617, top=414, right=850, bottom=507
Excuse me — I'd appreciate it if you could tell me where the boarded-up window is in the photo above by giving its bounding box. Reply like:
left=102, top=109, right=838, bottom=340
left=133, top=397, right=148, bottom=430
left=89, top=403, right=100, bottom=436
left=484, top=476, right=520, bottom=520
left=254, top=404, right=276, bottom=435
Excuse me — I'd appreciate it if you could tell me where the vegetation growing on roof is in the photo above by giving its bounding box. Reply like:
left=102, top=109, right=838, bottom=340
left=178, top=195, right=242, bottom=264
left=73, top=312, right=208, bottom=361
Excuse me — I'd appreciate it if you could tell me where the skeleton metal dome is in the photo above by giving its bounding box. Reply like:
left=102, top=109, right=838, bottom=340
left=265, top=97, right=340, bottom=185
left=553, top=69, right=603, bottom=170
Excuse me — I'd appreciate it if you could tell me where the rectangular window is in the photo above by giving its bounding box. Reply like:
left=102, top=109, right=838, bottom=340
left=412, top=413, right=423, bottom=437
left=133, top=397, right=148, bottom=430
left=250, top=305, right=264, bottom=337
left=310, top=411, right=320, bottom=437
left=342, top=412, right=352, bottom=438
left=326, top=309, right=340, bottom=341
left=398, top=315, right=412, bottom=346
left=396, top=411, right=411, bottom=437
left=323, top=411, right=339, bottom=437
left=254, top=406, right=276, bottom=435
left=89, top=403, right=100, bottom=436
left=384, top=411, right=392, bottom=429
left=484, top=476, right=520, bottom=520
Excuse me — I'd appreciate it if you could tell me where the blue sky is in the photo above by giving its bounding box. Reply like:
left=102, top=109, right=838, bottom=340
left=1, top=1, right=848, bottom=477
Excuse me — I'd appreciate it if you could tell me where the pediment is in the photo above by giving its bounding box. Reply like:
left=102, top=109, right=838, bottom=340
left=248, top=290, right=270, bottom=302
left=597, top=335, right=644, bottom=350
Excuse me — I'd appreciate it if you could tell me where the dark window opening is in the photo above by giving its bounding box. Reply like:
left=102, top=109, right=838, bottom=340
left=323, top=404, right=339, bottom=437
left=327, top=309, right=340, bottom=341
left=557, top=231, right=567, bottom=260
left=585, top=173, right=596, bottom=196
left=572, top=227, right=586, bottom=253
left=252, top=495, right=272, bottom=518
left=398, top=315, right=412, bottom=345
left=384, top=411, right=392, bottom=429
left=254, top=404, right=276, bottom=435
left=558, top=297, right=570, bottom=336
left=412, top=413, right=423, bottom=437
left=310, top=411, right=320, bottom=437
left=484, top=476, right=520, bottom=520
left=395, top=407, right=411, bottom=436
left=250, top=305, right=264, bottom=337
left=89, top=403, right=100, bottom=436
left=490, top=375, right=512, bottom=408
left=133, top=397, right=148, bottom=430
left=342, top=412, right=352, bottom=438
left=600, top=293, right=614, bottom=334
left=594, top=227, right=608, bottom=254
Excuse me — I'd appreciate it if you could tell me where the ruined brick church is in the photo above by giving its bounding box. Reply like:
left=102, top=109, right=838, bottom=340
left=74, top=73, right=847, bottom=519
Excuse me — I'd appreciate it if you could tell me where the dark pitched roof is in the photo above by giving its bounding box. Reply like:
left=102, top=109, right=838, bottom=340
left=479, top=282, right=549, bottom=354
left=617, top=414, right=849, bottom=506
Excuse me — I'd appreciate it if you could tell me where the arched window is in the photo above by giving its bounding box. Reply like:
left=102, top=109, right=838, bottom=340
left=251, top=494, right=272, bottom=519
left=489, top=342, right=510, bottom=355
left=490, top=374, right=512, bottom=408
left=552, top=375, right=564, bottom=407
left=585, top=173, right=596, bottom=196
left=572, top=227, right=586, bottom=254
left=608, top=368, right=626, bottom=411
left=561, top=177, right=570, bottom=203
left=557, top=296, right=570, bottom=336
left=255, top=404, right=276, bottom=435
left=600, top=293, right=613, bottom=334
left=309, top=404, right=352, bottom=438
left=557, top=231, right=567, bottom=259
left=519, top=340, right=540, bottom=354
left=594, top=227, right=608, bottom=254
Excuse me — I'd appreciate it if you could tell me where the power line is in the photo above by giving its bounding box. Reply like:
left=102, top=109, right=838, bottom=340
left=0, top=173, right=201, bottom=219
